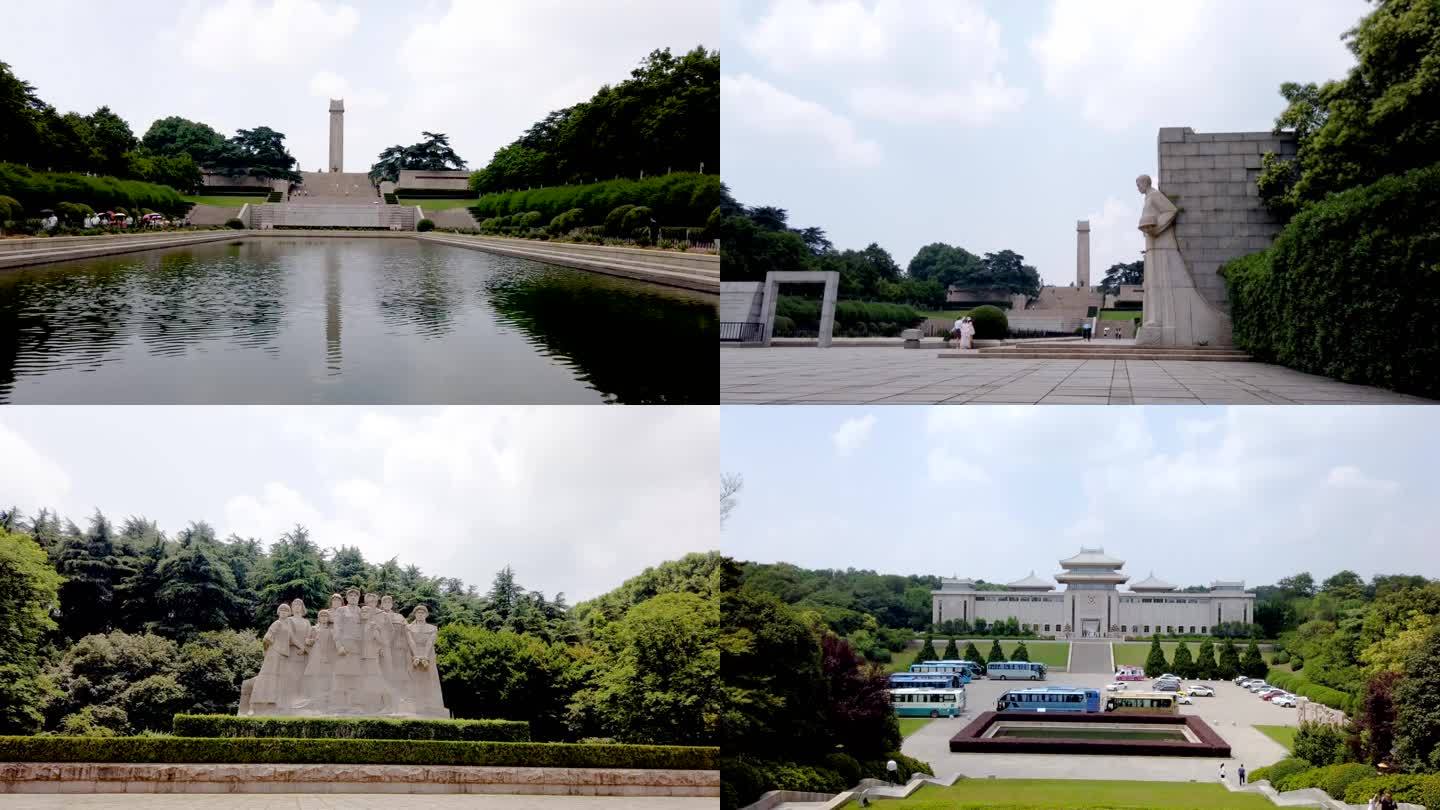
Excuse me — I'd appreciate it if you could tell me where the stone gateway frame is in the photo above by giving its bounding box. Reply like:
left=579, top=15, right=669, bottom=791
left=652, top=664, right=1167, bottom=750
left=760, top=270, right=840, bottom=348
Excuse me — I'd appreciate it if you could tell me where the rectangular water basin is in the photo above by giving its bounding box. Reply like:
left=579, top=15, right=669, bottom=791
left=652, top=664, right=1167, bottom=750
left=950, top=711, right=1230, bottom=757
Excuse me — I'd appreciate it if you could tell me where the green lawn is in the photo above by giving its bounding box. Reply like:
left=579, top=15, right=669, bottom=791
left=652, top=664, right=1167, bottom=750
left=889, top=640, right=1069, bottom=672
left=898, top=717, right=933, bottom=738
left=1112, top=642, right=1184, bottom=667
left=917, top=309, right=971, bottom=320
left=1255, top=724, right=1297, bottom=750
left=1099, top=309, right=1143, bottom=320
left=890, top=780, right=1278, bottom=809
left=403, top=198, right=479, bottom=210
left=183, top=195, right=265, bottom=206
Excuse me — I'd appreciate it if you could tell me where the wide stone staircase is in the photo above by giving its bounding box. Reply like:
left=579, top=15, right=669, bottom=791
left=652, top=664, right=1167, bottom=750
left=251, top=202, right=418, bottom=230
left=296, top=171, right=379, bottom=201
left=943, top=341, right=1251, bottom=362
left=185, top=203, right=243, bottom=226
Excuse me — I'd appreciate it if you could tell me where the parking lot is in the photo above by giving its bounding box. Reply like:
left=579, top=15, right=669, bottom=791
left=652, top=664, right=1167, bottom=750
left=901, top=672, right=1298, bottom=782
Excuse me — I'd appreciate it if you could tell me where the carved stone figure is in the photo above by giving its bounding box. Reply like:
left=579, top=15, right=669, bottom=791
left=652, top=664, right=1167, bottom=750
left=1133, top=174, right=1233, bottom=347
left=238, top=591, right=448, bottom=718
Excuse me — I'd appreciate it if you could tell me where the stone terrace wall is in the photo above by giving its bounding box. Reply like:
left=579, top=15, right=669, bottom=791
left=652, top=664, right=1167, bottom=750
left=396, top=170, right=473, bottom=190
left=1156, top=127, right=1296, bottom=310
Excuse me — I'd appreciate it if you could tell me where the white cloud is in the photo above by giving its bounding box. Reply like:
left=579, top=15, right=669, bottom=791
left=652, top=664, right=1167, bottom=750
left=1325, top=465, right=1399, bottom=495
left=743, top=0, right=1025, bottom=125
left=1030, top=0, right=1365, bottom=132
left=927, top=450, right=987, bottom=485
left=0, top=421, right=71, bottom=513
left=180, top=0, right=360, bottom=69
left=832, top=414, right=877, bottom=456
left=722, top=73, right=883, bottom=167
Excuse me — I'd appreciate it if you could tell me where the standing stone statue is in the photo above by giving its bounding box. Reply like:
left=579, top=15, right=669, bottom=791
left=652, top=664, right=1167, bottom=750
left=281, top=599, right=311, bottom=710
left=355, top=605, right=394, bottom=715
left=407, top=604, right=449, bottom=718
left=331, top=588, right=365, bottom=712
left=248, top=603, right=294, bottom=715
left=298, top=607, right=337, bottom=714
left=380, top=595, right=414, bottom=713
left=1133, top=174, right=1232, bottom=346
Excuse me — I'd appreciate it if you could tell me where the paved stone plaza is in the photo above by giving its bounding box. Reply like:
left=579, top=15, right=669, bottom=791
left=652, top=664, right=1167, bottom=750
left=721, top=348, right=1431, bottom=404
left=902, top=668, right=1293, bottom=783
left=0, top=797, right=713, bottom=809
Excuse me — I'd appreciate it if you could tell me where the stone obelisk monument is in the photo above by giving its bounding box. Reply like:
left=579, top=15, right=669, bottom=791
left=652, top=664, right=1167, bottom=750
left=328, top=99, right=344, bottom=173
left=1076, top=220, right=1090, bottom=288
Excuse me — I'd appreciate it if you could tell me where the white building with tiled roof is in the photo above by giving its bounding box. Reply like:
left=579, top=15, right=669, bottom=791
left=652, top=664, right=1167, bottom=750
left=930, top=546, right=1256, bottom=639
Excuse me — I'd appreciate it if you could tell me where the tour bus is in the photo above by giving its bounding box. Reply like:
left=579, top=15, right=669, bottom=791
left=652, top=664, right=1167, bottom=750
left=890, top=687, right=966, bottom=718
left=986, top=661, right=1047, bottom=680
left=996, top=686, right=1101, bottom=713
left=888, top=672, right=965, bottom=690
left=1103, top=690, right=1180, bottom=715
left=909, top=660, right=977, bottom=682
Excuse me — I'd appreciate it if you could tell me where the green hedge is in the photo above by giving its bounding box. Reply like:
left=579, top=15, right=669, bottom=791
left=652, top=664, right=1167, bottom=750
left=774, top=296, right=924, bottom=337
left=1344, top=773, right=1440, bottom=806
left=0, top=736, right=716, bottom=771
left=0, top=163, right=191, bottom=216
left=1249, top=756, right=1312, bottom=787
left=1266, top=669, right=1355, bottom=714
left=394, top=188, right=477, bottom=199
left=173, top=714, right=529, bottom=742
left=470, top=173, right=718, bottom=230
left=968, top=304, right=1009, bottom=339
left=720, top=752, right=932, bottom=810
left=1222, top=161, right=1440, bottom=399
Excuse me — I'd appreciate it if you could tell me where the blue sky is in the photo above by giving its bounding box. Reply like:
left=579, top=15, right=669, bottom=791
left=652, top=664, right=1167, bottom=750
left=721, top=0, right=1369, bottom=285
left=3, top=0, right=715, bottom=177
left=720, top=406, right=1438, bottom=588
left=0, top=406, right=719, bottom=601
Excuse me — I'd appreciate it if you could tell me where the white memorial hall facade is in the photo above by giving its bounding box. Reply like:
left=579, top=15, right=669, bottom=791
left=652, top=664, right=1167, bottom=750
left=931, top=547, right=1256, bottom=639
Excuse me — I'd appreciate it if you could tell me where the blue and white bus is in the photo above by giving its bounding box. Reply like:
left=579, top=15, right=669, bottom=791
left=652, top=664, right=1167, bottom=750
left=986, top=661, right=1047, bottom=680
left=996, top=686, right=1101, bottom=713
left=891, top=687, right=966, bottom=718
left=909, top=661, right=976, bottom=682
left=888, top=672, right=965, bottom=690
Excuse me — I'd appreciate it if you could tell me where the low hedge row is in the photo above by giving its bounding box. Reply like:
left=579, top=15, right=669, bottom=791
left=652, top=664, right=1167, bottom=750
left=0, top=163, right=190, bottom=216
left=470, top=173, right=718, bottom=229
left=173, top=714, right=530, bottom=742
left=1343, top=773, right=1440, bottom=806
left=1266, top=669, right=1355, bottom=714
left=1249, top=756, right=1312, bottom=786
left=394, top=188, right=476, bottom=199
left=1221, top=161, right=1440, bottom=399
left=1251, top=758, right=1440, bottom=808
left=0, top=736, right=716, bottom=771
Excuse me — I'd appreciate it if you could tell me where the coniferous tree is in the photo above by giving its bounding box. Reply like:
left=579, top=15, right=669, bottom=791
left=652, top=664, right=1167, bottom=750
left=115, top=532, right=167, bottom=633
left=1172, top=641, right=1195, bottom=679
left=255, top=525, right=331, bottom=617
left=1240, top=639, right=1268, bottom=679
left=912, top=633, right=938, bottom=666
left=154, top=522, right=245, bottom=640
left=962, top=642, right=984, bottom=666
left=328, top=545, right=371, bottom=593
left=1218, top=638, right=1242, bottom=679
left=942, top=637, right=960, bottom=660
left=1144, top=633, right=1170, bottom=677
left=55, top=511, right=132, bottom=639
left=1012, top=641, right=1030, bottom=662
left=1195, top=638, right=1218, bottom=679
left=987, top=639, right=1006, bottom=665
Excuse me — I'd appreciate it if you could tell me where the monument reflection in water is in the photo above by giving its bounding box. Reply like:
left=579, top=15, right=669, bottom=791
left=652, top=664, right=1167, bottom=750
left=240, top=590, right=448, bottom=718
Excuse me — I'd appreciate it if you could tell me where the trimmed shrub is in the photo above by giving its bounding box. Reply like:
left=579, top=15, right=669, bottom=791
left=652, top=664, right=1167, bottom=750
left=622, top=205, right=653, bottom=233
left=173, top=714, right=529, bottom=742
left=1267, top=670, right=1354, bottom=714
left=968, top=304, right=1008, bottom=339
left=1344, top=773, right=1440, bottom=806
left=225, top=218, right=245, bottom=229
left=549, top=207, right=586, bottom=234
left=1292, top=720, right=1348, bottom=766
left=604, top=204, right=636, bottom=236
left=1222, top=161, right=1440, bottom=399
left=1301, top=762, right=1376, bottom=800
left=0, top=163, right=189, bottom=216
left=1249, top=756, right=1311, bottom=787
left=416, top=218, right=435, bottom=232
left=772, top=315, right=796, bottom=337
left=0, top=736, right=716, bottom=771
left=822, top=752, right=862, bottom=787
left=0, top=194, right=21, bottom=221
left=520, top=211, right=544, bottom=229
left=470, top=173, right=718, bottom=232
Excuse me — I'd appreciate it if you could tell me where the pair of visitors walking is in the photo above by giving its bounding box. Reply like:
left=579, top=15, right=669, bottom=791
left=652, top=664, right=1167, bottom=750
left=952, top=316, right=975, bottom=349
left=1368, top=790, right=1398, bottom=810
left=1219, top=763, right=1247, bottom=786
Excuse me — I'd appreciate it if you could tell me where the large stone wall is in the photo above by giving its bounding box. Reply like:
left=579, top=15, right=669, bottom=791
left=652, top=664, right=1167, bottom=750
left=1156, top=127, right=1297, bottom=310
left=396, top=170, right=473, bottom=190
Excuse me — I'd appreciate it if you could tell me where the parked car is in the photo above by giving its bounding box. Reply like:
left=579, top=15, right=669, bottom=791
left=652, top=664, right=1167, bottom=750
left=1260, top=689, right=1287, bottom=701
left=1236, top=676, right=1254, bottom=686
left=1176, top=693, right=1193, bottom=704
left=1186, top=684, right=1215, bottom=697
left=1272, top=695, right=1298, bottom=708
left=1115, top=666, right=1146, bottom=681
left=1160, top=674, right=1180, bottom=681
left=1105, top=682, right=1128, bottom=692
left=1153, top=680, right=1179, bottom=692
left=1247, top=681, right=1270, bottom=692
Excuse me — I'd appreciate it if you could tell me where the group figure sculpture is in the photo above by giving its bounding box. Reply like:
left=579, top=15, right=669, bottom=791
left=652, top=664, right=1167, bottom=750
left=238, top=589, right=449, bottom=718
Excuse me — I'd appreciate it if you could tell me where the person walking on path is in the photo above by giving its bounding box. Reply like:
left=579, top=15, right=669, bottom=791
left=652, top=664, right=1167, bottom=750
left=959, top=316, right=976, bottom=349
left=1082, top=321, right=1093, bottom=341
left=1238, top=764, right=1246, bottom=786
left=1218, top=762, right=1225, bottom=784
left=1379, top=790, right=1398, bottom=810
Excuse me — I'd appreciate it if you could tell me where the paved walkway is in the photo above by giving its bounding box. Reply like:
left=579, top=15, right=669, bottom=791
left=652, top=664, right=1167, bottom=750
left=720, top=348, right=1431, bottom=404
left=1066, top=641, right=1114, bottom=674
left=0, top=796, right=712, bottom=809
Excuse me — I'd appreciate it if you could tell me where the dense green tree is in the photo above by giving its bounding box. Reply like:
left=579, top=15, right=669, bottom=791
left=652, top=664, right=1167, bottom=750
left=218, top=126, right=299, bottom=182
left=370, top=132, right=468, bottom=184
left=1011, top=641, right=1030, bottom=662
left=1277, top=573, right=1317, bottom=599
left=913, top=634, right=938, bottom=666
left=1144, top=634, right=1170, bottom=677
left=942, top=638, right=960, bottom=660
left=1172, top=642, right=1195, bottom=679
left=987, top=639, right=1006, bottom=665
left=1322, top=570, right=1367, bottom=603
left=83, top=107, right=136, bottom=178
left=583, top=592, right=718, bottom=745
left=1099, top=260, right=1144, bottom=296
left=328, top=545, right=371, bottom=593
left=45, top=631, right=180, bottom=734
left=817, top=633, right=899, bottom=756
left=436, top=624, right=576, bottom=741
left=114, top=531, right=167, bottom=633
left=1356, top=670, right=1402, bottom=765
left=0, top=528, right=63, bottom=733
left=54, top=512, right=132, bottom=639
left=962, top=641, right=984, bottom=665
left=0, top=61, right=47, bottom=165
left=1393, top=625, right=1440, bottom=771
left=175, top=629, right=263, bottom=716
left=154, top=522, right=245, bottom=638
left=1195, top=638, right=1218, bottom=679
left=1217, top=638, right=1241, bottom=679
left=255, top=526, right=331, bottom=620
left=907, top=242, right=984, bottom=289
left=1241, top=639, right=1268, bottom=678
left=141, top=116, right=230, bottom=166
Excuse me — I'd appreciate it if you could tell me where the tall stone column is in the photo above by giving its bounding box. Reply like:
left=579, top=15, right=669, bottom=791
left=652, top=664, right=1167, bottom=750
left=1076, top=220, right=1090, bottom=288
left=328, top=99, right=345, bottom=173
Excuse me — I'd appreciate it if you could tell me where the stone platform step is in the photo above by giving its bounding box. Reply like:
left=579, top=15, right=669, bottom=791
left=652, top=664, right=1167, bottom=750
left=942, top=348, right=1251, bottom=361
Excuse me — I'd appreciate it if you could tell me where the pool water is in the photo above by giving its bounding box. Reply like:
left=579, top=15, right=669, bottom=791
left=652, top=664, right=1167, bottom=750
left=0, top=237, right=717, bottom=403
left=994, top=727, right=1187, bottom=741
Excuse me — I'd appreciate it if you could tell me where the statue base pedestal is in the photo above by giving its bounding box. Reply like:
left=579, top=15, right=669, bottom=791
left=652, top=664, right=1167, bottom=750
left=1134, top=324, right=1172, bottom=347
